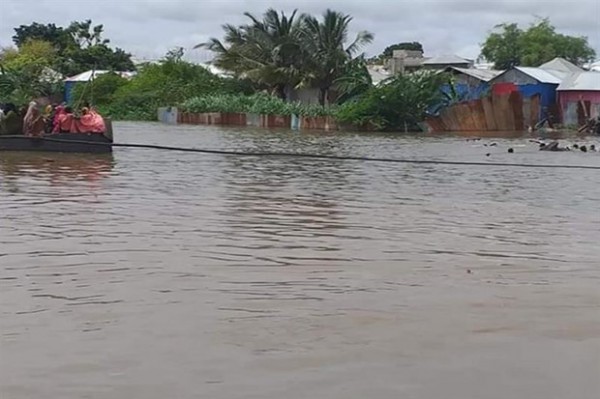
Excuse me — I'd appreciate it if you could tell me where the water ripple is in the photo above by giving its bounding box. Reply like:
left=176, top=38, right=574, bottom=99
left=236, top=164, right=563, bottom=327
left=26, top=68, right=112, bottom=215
left=2, top=122, right=600, bottom=399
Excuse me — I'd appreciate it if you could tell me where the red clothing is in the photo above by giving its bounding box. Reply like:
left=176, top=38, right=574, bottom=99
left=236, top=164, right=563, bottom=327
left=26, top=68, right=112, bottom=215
left=52, top=107, right=66, bottom=133
left=71, top=111, right=106, bottom=133
left=58, top=113, right=74, bottom=133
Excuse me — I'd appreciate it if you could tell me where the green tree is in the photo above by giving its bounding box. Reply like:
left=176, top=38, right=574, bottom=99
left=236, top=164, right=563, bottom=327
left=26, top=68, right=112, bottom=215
left=12, top=22, right=73, bottom=53
left=67, top=19, right=109, bottom=48
left=164, top=47, right=185, bottom=62
left=197, top=9, right=305, bottom=100
left=63, top=44, right=135, bottom=74
left=1, top=39, right=56, bottom=70
left=0, top=40, right=62, bottom=102
left=335, top=71, right=447, bottom=131
left=82, top=50, right=251, bottom=120
left=300, top=9, right=374, bottom=105
left=11, top=20, right=135, bottom=76
left=481, top=19, right=596, bottom=69
left=334, top=56, right=373, bottom=104
left=519, top=19, right=596, bottom=66
left=199, top=8, right=373, bottom=104
left=70, top=72, right=128, bottom=106
left=382, top=42, right=423, bottom=58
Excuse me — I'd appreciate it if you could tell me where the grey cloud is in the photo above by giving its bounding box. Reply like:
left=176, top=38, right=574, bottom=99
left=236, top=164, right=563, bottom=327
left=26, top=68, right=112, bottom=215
left=1, top=0, right=598, bottom=62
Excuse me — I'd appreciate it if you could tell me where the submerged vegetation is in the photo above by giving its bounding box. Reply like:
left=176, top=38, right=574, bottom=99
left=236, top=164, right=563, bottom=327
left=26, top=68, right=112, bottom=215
left=180, top=94, right=331, bottom=117
left=335, top=71, right=448, bottom=131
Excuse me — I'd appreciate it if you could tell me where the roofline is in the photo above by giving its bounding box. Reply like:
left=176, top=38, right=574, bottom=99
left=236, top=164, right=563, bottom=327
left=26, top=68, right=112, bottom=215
left=557, top=88, right=600, bottom=91
left=489, top=67, right=563, bottom=85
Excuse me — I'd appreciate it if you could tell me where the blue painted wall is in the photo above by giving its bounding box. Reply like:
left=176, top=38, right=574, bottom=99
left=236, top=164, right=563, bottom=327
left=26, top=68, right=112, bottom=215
left=64, top=81, right=78, bottom=104
left=517, top=83, right=557, bottom=109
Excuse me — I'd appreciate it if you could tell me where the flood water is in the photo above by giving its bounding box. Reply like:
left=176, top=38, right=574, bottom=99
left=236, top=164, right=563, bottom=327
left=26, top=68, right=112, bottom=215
left=1, top=122, right=599, bottom=399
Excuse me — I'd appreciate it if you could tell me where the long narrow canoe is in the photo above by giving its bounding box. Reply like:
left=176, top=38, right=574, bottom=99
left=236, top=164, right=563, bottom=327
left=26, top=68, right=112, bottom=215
left=0, top=133, right=113, bottom=154
left=0, top=118, right=113, bottom=154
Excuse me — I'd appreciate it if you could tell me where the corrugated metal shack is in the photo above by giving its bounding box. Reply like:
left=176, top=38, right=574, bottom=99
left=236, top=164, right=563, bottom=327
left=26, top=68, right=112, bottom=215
left=488, top=67, right=567, bottom=114
left=442, top=67, right=502, bottom=101
left=425, top=58, right=590, bottom=132
left=557, top=71, right=600, bottom=126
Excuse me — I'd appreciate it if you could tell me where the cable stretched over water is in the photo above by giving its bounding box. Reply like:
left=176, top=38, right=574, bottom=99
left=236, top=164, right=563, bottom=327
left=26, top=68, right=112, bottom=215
left=25, top=136, right=600, bottom=171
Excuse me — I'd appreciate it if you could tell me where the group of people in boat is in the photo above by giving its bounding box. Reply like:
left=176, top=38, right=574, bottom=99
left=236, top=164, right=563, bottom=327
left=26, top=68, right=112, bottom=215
left=0, top=101, right=106, bottom=136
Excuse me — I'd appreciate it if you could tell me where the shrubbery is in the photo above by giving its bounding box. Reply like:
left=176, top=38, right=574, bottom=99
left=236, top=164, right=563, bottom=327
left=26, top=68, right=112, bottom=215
left=180, top=93, right=333, bottom=117
left=334, top=72, right=448, bottom=131
left=70, top=59, right=255, bottom=121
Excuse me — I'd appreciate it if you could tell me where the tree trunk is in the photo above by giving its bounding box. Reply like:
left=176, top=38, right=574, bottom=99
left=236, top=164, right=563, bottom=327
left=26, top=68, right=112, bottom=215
left=319, top=88, right=329, bottom=107
left=274, top=84, right=286, bottom=101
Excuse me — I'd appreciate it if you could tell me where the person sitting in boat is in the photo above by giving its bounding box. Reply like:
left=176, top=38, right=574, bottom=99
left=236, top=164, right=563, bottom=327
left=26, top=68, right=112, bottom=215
left=43, top=104, right=56, bottom=133
left=22, top=101, right=45, bottom=137
left=0, top=103, right=22, bottom=135
left=55, top=106, right=75, bottom=133
left=74, top=106, right=106, bottom=133
left=52, top=105, right=66, bottom=133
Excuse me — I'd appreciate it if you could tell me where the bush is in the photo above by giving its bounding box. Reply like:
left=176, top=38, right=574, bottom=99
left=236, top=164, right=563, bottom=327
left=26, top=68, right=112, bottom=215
left=179, top=93, right=334, bottom=117
left=70, top=72, right=128, bottom=107
left=68, top=59, right=257, bottom=121
left=334, top=71, right=448, bottom=131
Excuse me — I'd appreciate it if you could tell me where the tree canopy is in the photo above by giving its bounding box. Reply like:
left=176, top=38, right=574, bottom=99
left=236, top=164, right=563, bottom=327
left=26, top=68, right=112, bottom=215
left=9, top=20, right=135, bottom=76
left=382, top=42, right=424, bottom=58
left=481, top=18, right=596, bottom=69
left=0, top=40, right=62, bottom=103
left=198, top=8, right=373, bottom=105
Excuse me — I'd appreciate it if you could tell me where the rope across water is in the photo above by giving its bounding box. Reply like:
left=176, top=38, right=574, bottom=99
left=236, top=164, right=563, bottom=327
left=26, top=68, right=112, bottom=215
left=13, top=136, right=600, bottom=171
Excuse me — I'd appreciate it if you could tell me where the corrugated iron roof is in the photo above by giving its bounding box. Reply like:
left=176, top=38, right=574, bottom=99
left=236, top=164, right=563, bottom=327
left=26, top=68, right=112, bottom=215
left=445, top=67, right=503, bottom=82
left=539, top=58, right=583, bottom=73
left=557, top=71, right=600, bottom=91
left=65, top=70, right=110, bottom=82
left=588, top=61, right=600, bottom=72
left=423, top=55, right=472, bottom=65
left=65, top=70, right=136, bottom=82
left=514, top=67, right=568, bottom=84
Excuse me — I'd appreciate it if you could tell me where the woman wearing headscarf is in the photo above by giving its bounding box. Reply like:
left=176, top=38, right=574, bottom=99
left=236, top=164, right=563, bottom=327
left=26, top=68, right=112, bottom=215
left=22, top=101, right=45, bottom=137
left=75, top=106, right=106, bottom=133
left=52, top=105, right=66, bottom=133
left=57, top=106, right=74, bottom=133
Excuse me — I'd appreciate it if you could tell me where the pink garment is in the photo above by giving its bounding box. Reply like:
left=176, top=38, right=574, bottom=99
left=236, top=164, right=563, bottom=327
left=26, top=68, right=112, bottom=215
left=52, top=106, right=66, bottom=133
left=58, top=113, right=74, bottom=133
left=68, top=110, right=106, bottom=133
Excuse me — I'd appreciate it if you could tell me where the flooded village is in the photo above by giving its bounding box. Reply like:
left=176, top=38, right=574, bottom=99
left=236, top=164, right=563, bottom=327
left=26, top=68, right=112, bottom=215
left=159, top=51, right=600, bottom=136
left=1, top=3, right=600, bottom=399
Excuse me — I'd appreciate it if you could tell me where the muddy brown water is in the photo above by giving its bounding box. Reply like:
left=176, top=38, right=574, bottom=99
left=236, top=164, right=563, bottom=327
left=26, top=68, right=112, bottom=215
left=1, top=122, right=599, bottom=399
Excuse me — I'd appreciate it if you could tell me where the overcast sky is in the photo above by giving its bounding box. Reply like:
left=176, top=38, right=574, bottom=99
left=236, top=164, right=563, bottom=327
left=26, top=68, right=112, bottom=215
left=1, top=0, right=598, bottom=63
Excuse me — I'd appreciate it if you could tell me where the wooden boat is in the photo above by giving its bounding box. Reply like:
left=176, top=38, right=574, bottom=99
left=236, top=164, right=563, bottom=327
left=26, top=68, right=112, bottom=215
left=0, top=133, right=113, bottom=154
left=0, top=119, right=114, bottom=154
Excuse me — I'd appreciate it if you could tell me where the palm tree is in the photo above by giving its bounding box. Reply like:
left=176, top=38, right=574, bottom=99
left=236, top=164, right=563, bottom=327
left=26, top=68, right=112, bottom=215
left=300, top=10, right=373, bottom=106
left=334, top=56, right=373, bottom=104
left=196, top=9, right=305, bottom=100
